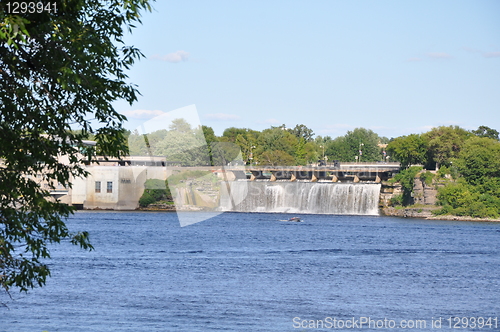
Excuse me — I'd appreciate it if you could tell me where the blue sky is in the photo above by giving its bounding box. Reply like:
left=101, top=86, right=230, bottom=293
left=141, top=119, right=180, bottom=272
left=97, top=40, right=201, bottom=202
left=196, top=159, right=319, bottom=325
left=114, top=0, right=500, bottom=139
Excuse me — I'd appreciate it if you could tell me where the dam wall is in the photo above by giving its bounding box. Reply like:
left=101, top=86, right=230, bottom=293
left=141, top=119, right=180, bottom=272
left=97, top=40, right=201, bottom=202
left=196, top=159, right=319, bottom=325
left=218, top=181, right=381, bottom=215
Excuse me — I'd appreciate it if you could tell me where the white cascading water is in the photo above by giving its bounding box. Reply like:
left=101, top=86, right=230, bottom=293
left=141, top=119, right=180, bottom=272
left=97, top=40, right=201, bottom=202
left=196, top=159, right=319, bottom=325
left=219, top=181, right=381, bottom=215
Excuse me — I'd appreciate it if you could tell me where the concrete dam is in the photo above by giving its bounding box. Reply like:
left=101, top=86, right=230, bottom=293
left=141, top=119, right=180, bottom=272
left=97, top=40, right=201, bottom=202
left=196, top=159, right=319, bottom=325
left=158, top=164, right=396, bottom=215
left=218, top=181, right=381, bottom=215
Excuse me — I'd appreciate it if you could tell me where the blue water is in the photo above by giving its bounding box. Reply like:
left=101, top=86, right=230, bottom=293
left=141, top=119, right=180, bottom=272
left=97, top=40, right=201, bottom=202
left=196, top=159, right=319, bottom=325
left=2, top=212, right=500, bottom=331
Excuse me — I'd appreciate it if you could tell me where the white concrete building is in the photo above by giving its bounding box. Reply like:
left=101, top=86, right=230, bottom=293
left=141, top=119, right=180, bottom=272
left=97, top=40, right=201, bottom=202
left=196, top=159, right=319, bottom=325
left=60, top=156, right=170, bottom=210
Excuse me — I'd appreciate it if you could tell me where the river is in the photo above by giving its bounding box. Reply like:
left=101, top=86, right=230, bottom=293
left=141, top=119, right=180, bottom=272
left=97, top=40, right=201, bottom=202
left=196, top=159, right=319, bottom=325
left=2, top=211, right=500, bottom=331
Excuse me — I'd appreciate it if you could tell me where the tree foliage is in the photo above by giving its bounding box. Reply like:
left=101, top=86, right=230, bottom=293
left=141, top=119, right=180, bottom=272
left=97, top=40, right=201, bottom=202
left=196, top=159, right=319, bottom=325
left=326, top=128, right=382, bottom=162
left=259, top=150, right=295, bottom=166
left=454, top=137, right=500, bottom=185
left=255, top=127, right=298, bottom=164
left=387, top=134, right=427, bottom=169
left=222, top=127, right=255, bottom=143
left=391, top=166, right=423, bottom=205
left=384, top=125, right=500, bottom=217
left=434, top=135, right=500, bottom=218
left=0, top=0, right=152, bottom=293
left=472, top=125, right=500, bottom=141
left=128, top=120, right=211, bottom=166
left=436, top=179, right=500, bottom=218
left=422, top=126, right=471, bottom=169
left=139, top=179, right=172, bottom=207
left=287, top=124, right=315, bottom=142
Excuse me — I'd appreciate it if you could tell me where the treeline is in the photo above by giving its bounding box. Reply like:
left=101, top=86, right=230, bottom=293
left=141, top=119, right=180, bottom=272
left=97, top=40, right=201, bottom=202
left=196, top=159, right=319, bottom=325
left=125, top=121, right=499, bottom=171
left=125, top=120, right=391, bottom=166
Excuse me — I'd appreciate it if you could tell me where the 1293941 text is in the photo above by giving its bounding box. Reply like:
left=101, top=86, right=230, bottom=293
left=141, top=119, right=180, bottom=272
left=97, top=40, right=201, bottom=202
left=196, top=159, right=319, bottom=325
left=5, top=2, right=57, bottom=14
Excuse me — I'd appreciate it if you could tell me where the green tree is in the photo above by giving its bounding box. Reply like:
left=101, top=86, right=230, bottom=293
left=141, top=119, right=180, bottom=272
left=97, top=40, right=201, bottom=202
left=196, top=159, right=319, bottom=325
left=222, top=127, right=254, bottom=143
left=0, top=0, right=152, bottom=293
left=288, top=124, right=315, bottom=142
left=219, top=127, right=259, bottom=164
left=436, top=179, right=500, bottom=218
left=255, top=127, right=298, bottom=163
left=259, top=150, right=295, bottom=166
left=454, top=136, right=500, bottom=185
left=386, top=134, right=427, bottom=169
left=422, top=126, right=471, bottom=169
left=326, top=128, right=381, bottom=162
left=294, top=138, right=307, bottom=165
left=127, top=129, right=168, bottom=156
left=303, top=141, right=320, bottom=164
left=435, top=136, right=500, bottom=218
left=169, top=118, right=192, bottom=134
left=201, top=125, right=218, bottom=165
left=315, top=135, right=332, bottom=145
left=326, top=136, right=350, bottom=162
left=127, top=122, right=212, bottom=166
left=472, top=125, right=500, bottom=141
left=139, top=179, right=172, bottom=207
left=210, top=141, right=242, bottom=166
left=128, top=129, right=150, bottom=155
left=202, top=125, right=218, bottom=145
left=391, top=166, right=423, bottom=205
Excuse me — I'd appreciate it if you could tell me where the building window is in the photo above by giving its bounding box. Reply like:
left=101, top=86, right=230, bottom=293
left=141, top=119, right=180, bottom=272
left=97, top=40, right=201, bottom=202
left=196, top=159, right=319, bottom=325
left=107, top=181, right=113, bottom=193
left=95, top=181, right=101, bottom=193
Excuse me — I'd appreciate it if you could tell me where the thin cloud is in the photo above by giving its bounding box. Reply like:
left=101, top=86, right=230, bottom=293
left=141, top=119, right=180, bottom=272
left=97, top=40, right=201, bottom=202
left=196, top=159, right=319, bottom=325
left=463, top=47, right=500, bottom=58
left=428, top=52, right=453, bottom=59
left=463, top=47, right=480, bottom=53
left=150, top=51, right=190, bottom=63
left=122, top=109, right=165, bottom=119
left=407, top=57, right=422, bottom=62
left=204, top=113, right=241, bottom=121
left=484, top=52, right=500, bottom=58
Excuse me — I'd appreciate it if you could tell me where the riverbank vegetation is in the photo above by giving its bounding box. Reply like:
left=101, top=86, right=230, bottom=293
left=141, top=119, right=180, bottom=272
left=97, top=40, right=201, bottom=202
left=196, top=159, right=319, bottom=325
left=386, top=126, right=500, bottom=219
left=434, top=136, right=500, bottom=218
left=388, top=166, right=423, bottom=206
left=139, top=171, right=220, bottom=209
left=139, top=179, right=173, bottom=207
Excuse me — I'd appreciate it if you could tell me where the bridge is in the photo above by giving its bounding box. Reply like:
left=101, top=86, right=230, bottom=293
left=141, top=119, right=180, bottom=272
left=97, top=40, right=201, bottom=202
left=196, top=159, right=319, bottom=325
left=178, top=163, right=401, bottom=183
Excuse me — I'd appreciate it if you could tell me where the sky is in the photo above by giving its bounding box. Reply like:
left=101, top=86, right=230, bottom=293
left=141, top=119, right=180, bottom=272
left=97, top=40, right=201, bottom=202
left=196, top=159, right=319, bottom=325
left=113, top=0, right=500, bottom=139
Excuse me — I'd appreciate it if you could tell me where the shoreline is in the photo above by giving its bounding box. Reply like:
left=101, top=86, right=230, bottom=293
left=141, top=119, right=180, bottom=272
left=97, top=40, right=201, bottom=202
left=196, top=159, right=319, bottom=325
left=424, top=214, right=500, bottom=222
left=381, top=206, right=500, bottom=222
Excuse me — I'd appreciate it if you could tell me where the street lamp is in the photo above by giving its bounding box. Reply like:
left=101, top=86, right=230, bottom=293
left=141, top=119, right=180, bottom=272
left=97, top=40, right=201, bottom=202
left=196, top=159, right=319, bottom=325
left=249, top=145, right=256, bottom=165
left=359, top=142, right=364, bottom=163
left=320, top=145, right=325, bottom=161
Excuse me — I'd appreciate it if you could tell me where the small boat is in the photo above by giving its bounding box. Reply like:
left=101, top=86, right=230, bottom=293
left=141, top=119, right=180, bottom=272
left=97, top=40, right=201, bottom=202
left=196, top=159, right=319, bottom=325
left=287, top=217, right=302, bottom=222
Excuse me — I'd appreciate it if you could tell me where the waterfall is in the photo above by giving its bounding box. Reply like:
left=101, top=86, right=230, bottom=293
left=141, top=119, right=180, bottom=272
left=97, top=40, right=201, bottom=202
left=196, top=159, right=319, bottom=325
left=219, top=181, right=381, bottom=215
